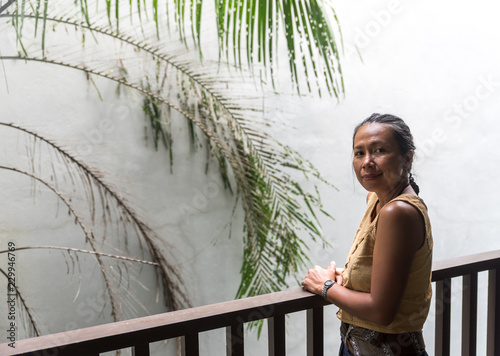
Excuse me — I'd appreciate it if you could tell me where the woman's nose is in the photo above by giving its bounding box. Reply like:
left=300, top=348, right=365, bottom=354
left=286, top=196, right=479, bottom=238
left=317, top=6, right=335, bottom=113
left=362, top=154, right=373, bottom=167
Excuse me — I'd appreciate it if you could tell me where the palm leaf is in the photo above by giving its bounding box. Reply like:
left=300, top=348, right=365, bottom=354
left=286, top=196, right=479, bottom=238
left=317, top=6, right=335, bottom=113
left=8, top=0, right=343, bottom=96
left=1, top=0, right=337, bottom=324
left=0, top=122, right=190, bottom=332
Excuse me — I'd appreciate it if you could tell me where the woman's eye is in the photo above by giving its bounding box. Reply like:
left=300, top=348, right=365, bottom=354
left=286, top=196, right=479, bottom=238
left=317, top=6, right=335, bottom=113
left=375, top=148, right=385, bottom=153
left=354, top=151, right=364, bottom=157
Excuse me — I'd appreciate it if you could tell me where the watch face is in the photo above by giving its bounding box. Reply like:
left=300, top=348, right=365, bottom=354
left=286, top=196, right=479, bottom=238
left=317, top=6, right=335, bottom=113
left=325, top=280, right=334, bottom=287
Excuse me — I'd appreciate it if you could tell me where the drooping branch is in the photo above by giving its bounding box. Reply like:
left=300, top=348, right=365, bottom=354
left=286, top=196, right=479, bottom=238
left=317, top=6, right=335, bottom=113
left=0, top=268, right=41, bottom=338
left=1, top=48, right=333, bottom=298
left=0, top=123, right=190, bottom=312
left=1, top=0, right=337, bottom=302
left=0, top=246, right=161, bottom=266
left=0, top=165, right=122, bottom=322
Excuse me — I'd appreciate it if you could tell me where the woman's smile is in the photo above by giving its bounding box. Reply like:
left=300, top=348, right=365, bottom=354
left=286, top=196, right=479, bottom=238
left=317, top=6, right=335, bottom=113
left=362, top=173, right=382, bottom=180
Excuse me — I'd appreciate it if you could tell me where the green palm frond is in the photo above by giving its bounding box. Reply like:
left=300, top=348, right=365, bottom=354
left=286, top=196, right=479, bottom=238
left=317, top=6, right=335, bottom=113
left=7, top=0, right=343, bottom=96
left=1, top=0, right=338, bottom=328
left=212, top=0, right=344, bottom=96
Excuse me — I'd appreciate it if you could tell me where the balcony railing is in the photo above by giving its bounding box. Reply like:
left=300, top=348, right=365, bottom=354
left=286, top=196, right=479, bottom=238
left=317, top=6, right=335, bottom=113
left=2, top=250, right=500, bottom=356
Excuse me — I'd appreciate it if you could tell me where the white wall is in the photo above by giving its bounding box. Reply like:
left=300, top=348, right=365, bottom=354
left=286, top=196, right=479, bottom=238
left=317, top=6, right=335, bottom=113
left=279, top=1, right=500, bottom=354
left=1, top=0, right=500, bottom=355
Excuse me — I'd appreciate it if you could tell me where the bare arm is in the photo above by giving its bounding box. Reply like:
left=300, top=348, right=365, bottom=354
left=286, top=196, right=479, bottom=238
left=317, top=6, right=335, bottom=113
left=302, top=201, right=424, bottom=326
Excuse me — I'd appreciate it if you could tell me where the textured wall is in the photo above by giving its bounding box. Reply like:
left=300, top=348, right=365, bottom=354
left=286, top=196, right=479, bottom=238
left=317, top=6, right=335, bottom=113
left=0, top=0, right=499, bottom=354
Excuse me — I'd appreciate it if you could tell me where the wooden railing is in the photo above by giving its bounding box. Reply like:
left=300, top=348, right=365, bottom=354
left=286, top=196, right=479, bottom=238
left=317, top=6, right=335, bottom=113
left=432, top=250, right=500, bottom=356
left=2, top=250, right=500, bottom=356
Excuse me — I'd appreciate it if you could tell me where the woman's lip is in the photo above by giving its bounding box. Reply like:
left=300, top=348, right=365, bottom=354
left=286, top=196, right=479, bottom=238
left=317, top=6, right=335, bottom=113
left=362, top=173, right=381, bottom=180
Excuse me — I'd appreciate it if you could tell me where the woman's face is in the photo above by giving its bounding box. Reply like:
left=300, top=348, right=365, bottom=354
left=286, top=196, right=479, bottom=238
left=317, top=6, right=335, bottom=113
left=352, top=123, right=411, bottom=194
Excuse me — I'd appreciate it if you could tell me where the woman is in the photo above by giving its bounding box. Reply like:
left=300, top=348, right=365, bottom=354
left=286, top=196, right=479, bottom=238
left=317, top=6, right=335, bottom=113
left=302, top=114, right=432, bottom=356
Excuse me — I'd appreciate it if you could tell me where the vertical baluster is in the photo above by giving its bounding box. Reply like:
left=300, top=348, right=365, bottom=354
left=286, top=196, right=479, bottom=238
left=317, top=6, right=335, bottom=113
left=487, top=269, right=500, bottom=356
left=226, top=322, right=244, bottom=356
left=182, top=334, right=200, bottom=356
left=435, top=278, right=451, bottom=356
left=268, top=315, right=286, bottom=356
left=132, top=343, right=150, bottom=356
left=306, top=307, right=324, bottom=356
left=462, top=273, right=477, bottom=356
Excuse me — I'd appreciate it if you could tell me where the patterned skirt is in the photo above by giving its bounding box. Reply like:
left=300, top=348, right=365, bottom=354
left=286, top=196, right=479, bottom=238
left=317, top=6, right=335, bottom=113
left=340, top=322, right=428, bottom=356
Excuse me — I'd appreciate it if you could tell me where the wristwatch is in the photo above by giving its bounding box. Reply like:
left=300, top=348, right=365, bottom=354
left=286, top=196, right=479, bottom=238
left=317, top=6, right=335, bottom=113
left=322, top=279, right=336, bottom=300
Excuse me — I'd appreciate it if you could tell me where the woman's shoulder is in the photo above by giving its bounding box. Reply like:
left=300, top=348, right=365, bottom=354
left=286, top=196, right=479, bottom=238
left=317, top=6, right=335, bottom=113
left=378, top=196, right=428, bottom=251
left=388, top=193, right=428, bottom=214
left=380, top=198, right=422, bottom=220
left=380, top=195, right=426, bottom=230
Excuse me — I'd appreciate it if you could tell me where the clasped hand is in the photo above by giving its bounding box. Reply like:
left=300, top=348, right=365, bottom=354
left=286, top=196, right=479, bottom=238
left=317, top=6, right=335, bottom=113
left=301, top=261, right=343, bottom=295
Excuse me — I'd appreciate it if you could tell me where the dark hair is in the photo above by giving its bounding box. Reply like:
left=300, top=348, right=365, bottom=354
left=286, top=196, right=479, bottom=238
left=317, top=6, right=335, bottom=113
left=353, top=113, right=420, bottom=195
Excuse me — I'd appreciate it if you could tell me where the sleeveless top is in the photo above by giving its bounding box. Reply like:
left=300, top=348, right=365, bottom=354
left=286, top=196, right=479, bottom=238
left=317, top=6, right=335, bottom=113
left=337, top=193, right=433, bottom=333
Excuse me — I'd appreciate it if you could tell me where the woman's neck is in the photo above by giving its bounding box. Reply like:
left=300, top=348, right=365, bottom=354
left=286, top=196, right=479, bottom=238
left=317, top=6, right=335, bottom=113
left=376, top=179, right=411, bottom=209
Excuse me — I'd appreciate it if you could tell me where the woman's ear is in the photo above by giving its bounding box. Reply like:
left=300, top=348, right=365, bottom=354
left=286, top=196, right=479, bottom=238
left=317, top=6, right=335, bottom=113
left=404, top=152, right=414, bottom=171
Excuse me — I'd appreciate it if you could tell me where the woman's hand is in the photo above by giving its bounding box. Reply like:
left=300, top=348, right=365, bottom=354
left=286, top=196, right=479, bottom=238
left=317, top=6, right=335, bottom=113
left=334, top=266, right=344, bottom=286
left=302, top=261, right=339, bottom=295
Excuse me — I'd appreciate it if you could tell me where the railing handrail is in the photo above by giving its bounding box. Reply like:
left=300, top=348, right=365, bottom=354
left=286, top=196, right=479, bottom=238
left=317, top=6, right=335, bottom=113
left=2, top=288, right=328, bottom=355
left=432, top=249, right=500, bottom=281
left=2, top=250, right=500, bottom=356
